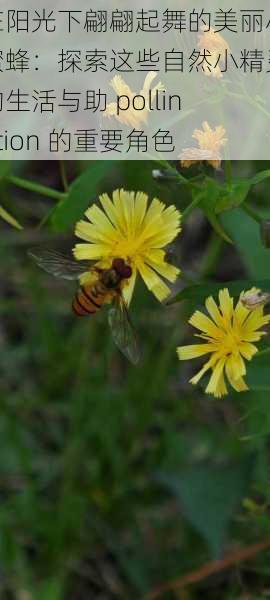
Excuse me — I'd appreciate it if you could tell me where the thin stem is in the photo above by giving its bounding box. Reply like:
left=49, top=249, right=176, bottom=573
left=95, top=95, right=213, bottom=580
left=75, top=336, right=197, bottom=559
left=181, top=194, right=203, bottom=223
left=224, top=160, right=233, bottom=187
left=242, top=202, right=263, bottom=225
left=200, top=233, right=224, bottom=279
left=145, top=538, right=270, bottom=600
left=6, top=175, right=67, bottom=202
left=59, top=160, right=69, bottom=192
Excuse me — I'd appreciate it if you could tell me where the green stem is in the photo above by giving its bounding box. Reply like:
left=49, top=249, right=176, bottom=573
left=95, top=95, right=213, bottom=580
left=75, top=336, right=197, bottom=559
left=59, top=160, right=69, bottom=192
left=181, top=194, right=203, bottom=223
left=224, top=160, right=233, bottom=187
left=6, top=175, right=67, bottom=202
left=200, top=233, right=224, bottom=279
left=242, top=202, right=263, bottom=225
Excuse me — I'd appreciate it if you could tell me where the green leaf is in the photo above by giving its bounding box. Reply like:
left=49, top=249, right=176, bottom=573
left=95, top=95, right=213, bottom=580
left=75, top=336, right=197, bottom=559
left=215, top=180, right=251, bottom=214
left=169, top=279, right=270, bottom=306
left=0, top=204, right=22, bottom=229
left=192, top=181, right=233, bottom=243
left=205, top=209, right=233, bottom=243
left=160, top=459, right=253, bottom=557
left=198, top=171, right=270, bottom=218
left=247, top=354, right=270, bottom=393
left=222, top=208, right=270, bottom=279
left=250, top=169, right=270, bottom=186
left=236, top=389, right=270, bottom=442
left=0, top=161, right=10, bottom=179
left=50, top=161, right=116, bottom=231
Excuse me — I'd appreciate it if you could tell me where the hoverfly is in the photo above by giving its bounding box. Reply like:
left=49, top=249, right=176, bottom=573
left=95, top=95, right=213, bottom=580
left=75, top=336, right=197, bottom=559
left=29, top=247, right=140, bottom=365
left=241, top=289, right=270, bottom=311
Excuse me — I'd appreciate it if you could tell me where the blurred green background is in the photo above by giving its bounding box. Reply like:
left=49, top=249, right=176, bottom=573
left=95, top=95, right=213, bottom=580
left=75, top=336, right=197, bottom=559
left=1, top=160, right=270, bottom=599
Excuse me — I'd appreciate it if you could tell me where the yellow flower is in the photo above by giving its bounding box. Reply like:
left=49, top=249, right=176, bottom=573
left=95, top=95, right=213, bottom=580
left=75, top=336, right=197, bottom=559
left=73, top=189, right=181, bottom=304
left=177, top=288, right=270, bottom=398
left=198, top=28, right=229, bottom=79
left=104, top=72, right=165, bottom=128
left=180, top=121, right=227, bottom=169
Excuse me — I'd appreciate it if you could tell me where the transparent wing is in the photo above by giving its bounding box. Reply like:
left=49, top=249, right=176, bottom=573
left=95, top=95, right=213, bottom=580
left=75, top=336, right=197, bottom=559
left=28, top=247, right=93, bottom=280
left=108, top=296, right=140, bottom=365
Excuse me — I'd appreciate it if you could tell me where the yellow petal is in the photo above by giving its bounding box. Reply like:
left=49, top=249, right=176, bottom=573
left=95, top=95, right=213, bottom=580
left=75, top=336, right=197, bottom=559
left=213, top=371, right=228, bottom=397
left=233, top=299, right=250, bottom=327
left=109, top=189, right=127, bottom=234
left=122, top=270, right=137, bottom=306
left=225, top=354, right=246, bottom=385
left=145, top=251, right=180, bottom=283
left=225, top=359, right=249, bottom=393
left=146, top=205, right=181, bottom=247
left=74, top=243, right=111, bottom=260
left=99, top=193, right=120, bottom=228
left=218, top=288, right=234, bottom=322
left=133, top=191, right=148, bottom=233
left=239, top=342, right=258, bottom=361
left=190, top=353, right=219, bottom=385
left=177, top=344, right=216, bottom=360
left=205, top=357, right=226, bottom=397
left=205, top=295, right=224, bottom=328
left=85, top=204, right=116, bottom=236
left=242, top=309, right=270, bottom=336
left=189, top=311, right=223, bottom=339
left=137, top=260, right=170, bottom=301
left=75, top=220, right=117, bottom=244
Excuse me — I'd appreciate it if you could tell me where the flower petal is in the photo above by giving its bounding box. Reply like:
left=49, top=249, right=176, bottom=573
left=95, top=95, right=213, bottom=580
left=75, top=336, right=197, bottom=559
left=189, top=353, right=220, bottom=385
left=177, top=344, right=216, bottom=360
left=136, top=259, right=171, bottom=301
left=75, top=220, right=117, bottom=244
left=189, top=311, right=223, bottom=339
left=225, top=358, right=249, bottom=393
left=205, top=295, right=224, bottom=328
left=74, top=243, right=111, bottom=260
left=205, top=357, right=226, bottom=397
left=122, top=269, right=137, bottom=306
left=218, top=288, right=234, bottom=322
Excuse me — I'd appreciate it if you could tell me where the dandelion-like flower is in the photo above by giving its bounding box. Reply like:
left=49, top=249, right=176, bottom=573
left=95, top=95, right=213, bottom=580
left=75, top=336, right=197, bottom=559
left=198, top=28, right=229, bottom=79
left=73, top=189, right=181, bottom=304
left=180, top=121, right=227, bottom=169
left=104, top=72, right=165, bottom=128
left=177, top=288, right=270, bottom=398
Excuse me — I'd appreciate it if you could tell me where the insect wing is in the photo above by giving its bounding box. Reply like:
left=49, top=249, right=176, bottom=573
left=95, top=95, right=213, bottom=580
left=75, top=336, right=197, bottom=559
left=28, top=247, right=93, bottom=280
left=108, top=297, right=140, bottom=365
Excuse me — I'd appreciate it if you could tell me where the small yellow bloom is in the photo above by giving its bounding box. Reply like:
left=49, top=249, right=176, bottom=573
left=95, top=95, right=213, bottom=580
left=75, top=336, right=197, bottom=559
left=180, top=121, right=227, bottom=169
left=73, top=189, right=181, bottom=304
left=198, top=28, right=229, bottom=79
left=104, top=72, right=165, bottom=128
left=177, top=288, right=270, bottom=398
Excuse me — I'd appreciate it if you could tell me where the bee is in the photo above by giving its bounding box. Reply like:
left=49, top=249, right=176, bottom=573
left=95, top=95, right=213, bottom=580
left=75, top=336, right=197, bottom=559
left=29, top=247, right=140, bottom=365
left=241, top=289, right=270, bottom=311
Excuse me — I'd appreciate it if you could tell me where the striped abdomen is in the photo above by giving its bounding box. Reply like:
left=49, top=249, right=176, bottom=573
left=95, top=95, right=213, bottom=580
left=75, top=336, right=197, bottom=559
left=72, top=284, right=107, bottom=317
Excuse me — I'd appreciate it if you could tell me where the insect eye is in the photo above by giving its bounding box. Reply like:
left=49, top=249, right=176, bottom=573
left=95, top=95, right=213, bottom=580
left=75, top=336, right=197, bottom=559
left=112, top=258, right=132, bottom=279
left=122, top=265, right=132, bottom=279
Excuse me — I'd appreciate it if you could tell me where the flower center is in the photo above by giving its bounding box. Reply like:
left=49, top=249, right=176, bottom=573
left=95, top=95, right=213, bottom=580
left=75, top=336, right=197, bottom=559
left=112, top=237, right=143, bottom=262
left=222, top=329, right=241, bottom=355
